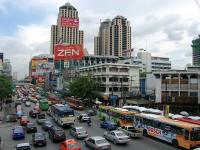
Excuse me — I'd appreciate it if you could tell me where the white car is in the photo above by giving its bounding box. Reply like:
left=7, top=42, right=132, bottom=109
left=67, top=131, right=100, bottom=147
left=25, top=101, right=31, bottom=107
left=103, top=130, right=130, bottom=144
left=78, top=114, right=90, bottom=122
left=14, top=143, right=32, bottom=150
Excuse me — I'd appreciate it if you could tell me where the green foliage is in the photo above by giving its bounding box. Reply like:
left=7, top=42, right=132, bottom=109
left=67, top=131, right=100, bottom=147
left=69, top=75, right=101, bottom=99
left=0, top=75, right=12, bottom=99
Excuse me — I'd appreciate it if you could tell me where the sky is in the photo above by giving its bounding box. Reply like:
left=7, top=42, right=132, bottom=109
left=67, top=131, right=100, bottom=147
left=0, top=0, right=200, bottom=79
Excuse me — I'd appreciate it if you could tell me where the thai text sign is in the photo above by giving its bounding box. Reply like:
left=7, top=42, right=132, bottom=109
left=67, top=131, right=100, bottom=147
left=54, top=44, right=84, bottom=60
left=61, top=17, right=79, bottom=27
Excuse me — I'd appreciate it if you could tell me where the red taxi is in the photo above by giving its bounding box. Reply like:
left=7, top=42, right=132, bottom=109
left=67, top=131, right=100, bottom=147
left=59, top=139, right=81, bottom=150
left=20, top=116, right=29, bottom=126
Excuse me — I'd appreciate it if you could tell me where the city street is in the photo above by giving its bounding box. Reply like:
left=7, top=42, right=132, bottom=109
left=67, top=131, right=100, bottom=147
left=0, top=102, right=180, bottom=150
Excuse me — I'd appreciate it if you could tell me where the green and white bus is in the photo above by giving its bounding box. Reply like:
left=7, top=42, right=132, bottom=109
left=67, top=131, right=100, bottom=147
left=50, top=104, right=75, bottom=126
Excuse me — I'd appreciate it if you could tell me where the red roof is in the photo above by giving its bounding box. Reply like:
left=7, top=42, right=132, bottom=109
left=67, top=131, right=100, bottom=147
left=176, top=118, right=200, bottom=125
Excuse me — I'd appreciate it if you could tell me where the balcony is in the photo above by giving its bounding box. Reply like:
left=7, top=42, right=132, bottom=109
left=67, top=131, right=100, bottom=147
left=161, top=96, right=198, bottom=104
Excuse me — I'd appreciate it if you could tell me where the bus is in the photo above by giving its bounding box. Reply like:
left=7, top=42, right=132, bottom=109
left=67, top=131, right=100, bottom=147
left=50, top=104, right=75, bottom=126
left=66, top=97, right=83, bottom=110
left=48, top=96, right=61, bottom=105
left=98, top=106, right=136, bottom=126
left=134, top=113, right=200, bottom=149
left=39, top=99, right=49, bottom=111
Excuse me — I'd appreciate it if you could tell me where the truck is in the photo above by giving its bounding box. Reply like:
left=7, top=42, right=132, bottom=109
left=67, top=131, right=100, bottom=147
left=118, top=126, right=143, bottom=138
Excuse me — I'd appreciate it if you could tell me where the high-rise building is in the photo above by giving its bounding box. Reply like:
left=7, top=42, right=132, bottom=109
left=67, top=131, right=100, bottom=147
left=3, top=59, right=12, bottom=76
left=0, top=53, right=3, bottom=62
left=94, top=16, right=131, bottom=57
left=13, top=72, right=18, bottom=81
left=191, top=35, right=200, bottom=65
left=50, top=3, right=84, bottom=54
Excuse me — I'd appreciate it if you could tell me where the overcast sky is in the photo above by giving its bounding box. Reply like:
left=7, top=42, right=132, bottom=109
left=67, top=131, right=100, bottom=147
left=0, top=0, right=200, bottom=79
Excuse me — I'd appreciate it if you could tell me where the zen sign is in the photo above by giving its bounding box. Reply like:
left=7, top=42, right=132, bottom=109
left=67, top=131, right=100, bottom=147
left=54, top=44, right=84, bottom=60
left=61, top=17, right=79, bottom=27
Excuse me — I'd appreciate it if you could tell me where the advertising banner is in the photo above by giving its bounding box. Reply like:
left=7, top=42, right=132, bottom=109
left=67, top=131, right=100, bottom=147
left=60, top=17, right=79, bottom=27
left=54, top=44, right=84, bottom=60
left=31, top=58, right=48, bottom=70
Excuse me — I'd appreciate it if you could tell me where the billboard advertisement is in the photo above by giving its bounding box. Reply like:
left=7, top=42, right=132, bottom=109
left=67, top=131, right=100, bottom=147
left=31, top=58, right=48, bottom=70
left=54, top=44, right=84, bottom=61
left=60, top=16, right=79, bottom=27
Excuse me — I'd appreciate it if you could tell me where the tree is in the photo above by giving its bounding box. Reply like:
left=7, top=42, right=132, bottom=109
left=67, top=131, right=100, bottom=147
left=0, top=75, right=12, bottom=110
left=69, top=75, right=101, bottom=102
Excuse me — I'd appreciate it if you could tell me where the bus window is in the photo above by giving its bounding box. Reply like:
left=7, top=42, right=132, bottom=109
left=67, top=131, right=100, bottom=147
left=184, top=130, right=189, bottom=140
left=154, top=121, right=161, bottom=129
left=191, top=131, right=200, bottom=141
left=143, top=118, right=153, bottom=126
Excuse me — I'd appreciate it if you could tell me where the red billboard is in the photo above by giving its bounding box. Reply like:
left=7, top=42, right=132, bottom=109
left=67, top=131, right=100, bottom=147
left=54, top=44, right=84, bottom=60
left=61, top=17, right=79, bottom=27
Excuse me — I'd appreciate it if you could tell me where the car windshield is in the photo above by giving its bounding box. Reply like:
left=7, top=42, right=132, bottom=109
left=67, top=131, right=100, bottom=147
left=55, top=130, right=64, bottom=135
left=27, top=123, right=35, bottom=127
left=116, top=132, right=126, bottom=137
left=16, top=146, right=31, bottom=150
left=38, top=114, right=45, bottom=119
left=68, top=143, right=79, bottom=149
left=35, top=133, right=44, bottom=139
left=45, top=121, right=52, bottom=125
left=96, top=139, right=107, bottom=145
left=191, top=131, right=200, bottom=141
left=76, top=128, right=85, bottom=132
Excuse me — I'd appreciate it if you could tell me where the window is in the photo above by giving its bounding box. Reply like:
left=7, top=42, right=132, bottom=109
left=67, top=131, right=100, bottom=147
left=184, top=130, right=189, bottom=140
left=143, top=118, right=153, bottom=126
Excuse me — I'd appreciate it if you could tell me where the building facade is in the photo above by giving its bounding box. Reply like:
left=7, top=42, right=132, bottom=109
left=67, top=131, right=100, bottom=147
left=94, top=16, right=131, bottom=57
left=50, top=3, right=84, bottom=54
left=191, top=35, right=200, bottom=66
left=120, top=50, right=171, bottom=73
left=79, top=63, right=140, bottom=98
left=2, top=59, right=12, bottom=77
left=154, top=69, right=200, bottom=113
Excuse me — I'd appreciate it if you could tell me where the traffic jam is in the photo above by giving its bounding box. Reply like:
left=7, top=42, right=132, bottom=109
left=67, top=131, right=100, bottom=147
left=1, top=85, right=200, bottom=150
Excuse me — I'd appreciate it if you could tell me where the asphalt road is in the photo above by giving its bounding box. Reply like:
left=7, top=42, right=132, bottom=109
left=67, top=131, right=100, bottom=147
left=0, top=102, right=180, bottom=150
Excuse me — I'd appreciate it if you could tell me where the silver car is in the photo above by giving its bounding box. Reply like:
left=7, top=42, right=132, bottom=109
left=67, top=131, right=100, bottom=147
left=70, top=126, right=88, bottom=139
left=84, top=136, right=111, bottom=150
left=103, top=130, right=130, bottom=144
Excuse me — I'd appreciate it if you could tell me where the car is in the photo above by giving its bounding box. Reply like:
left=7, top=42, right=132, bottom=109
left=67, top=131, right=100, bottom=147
left=100, top=120, right=117, bottom=130
left=48, top=126, right=66, bottom=142
left=34, top=105, right=40, bottom=112
left=70, top=126, right=88, bottom=139
left=12, top=126, right=25, bottom=140
left=20, top=116, right=29, bottom=126
left=103, top=130, right=130, bottom=144
left=32, top=133, right=47, bottom=147
left=16, top=111, right=23, bottom=119
left=42, top=121, right=54, bottom=131
left=6, top=114, right=17, bottom=122
left=14, top=143, right=32, bottom=150
left=87, top=109, right=97, bottom=116
left=25, top=101, right=31, bottom=107
left=36, top=113, right=47, bottom=124
left=77, top=114, right=90, bottom=122
left=84, top=136, right=111, bottom=150
left=59, top=139, right=82, bottom=150
left=16, top=105, right=22, bottom=112
left=26, top=123, right=37, bottom=133
left=29, top=110, right=39, bottom=118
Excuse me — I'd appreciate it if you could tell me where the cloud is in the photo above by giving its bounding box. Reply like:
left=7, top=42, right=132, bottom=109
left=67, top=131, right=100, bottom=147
left=0, top=0, right=200, bottom=79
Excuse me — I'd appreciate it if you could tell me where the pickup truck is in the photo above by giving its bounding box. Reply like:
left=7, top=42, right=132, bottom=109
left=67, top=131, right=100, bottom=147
left=118, top=126, right=143, bottom=138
